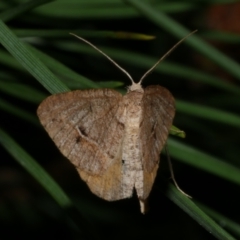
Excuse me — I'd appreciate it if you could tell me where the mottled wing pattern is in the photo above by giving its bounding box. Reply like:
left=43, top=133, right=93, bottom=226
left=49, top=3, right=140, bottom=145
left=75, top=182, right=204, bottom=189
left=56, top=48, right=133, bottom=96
left=78, top=149, right=124, bottom=201
left=139, top=85, right=175, bottom=199
left=37, top=89, right=125, bottom=176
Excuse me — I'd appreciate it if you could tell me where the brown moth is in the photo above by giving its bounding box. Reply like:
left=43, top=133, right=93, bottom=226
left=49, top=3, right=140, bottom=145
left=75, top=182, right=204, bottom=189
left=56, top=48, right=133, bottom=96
left=37, top=32, right=195, bottom=213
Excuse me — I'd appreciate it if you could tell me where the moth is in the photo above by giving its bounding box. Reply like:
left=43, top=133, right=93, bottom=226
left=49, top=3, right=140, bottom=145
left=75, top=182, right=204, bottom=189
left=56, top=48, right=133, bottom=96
left=37, top=32, right=194, bottom=213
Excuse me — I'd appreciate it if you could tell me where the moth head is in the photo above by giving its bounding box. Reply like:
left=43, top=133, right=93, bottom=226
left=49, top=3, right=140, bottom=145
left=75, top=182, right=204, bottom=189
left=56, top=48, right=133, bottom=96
left=70, top=31, right=197, bottom=89
left=127, top=82, right=143, bottom=93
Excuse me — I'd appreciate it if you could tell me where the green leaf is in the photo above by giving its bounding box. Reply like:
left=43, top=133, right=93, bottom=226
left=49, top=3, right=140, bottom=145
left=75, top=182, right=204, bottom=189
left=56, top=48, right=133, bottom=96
left=97, top=80, right=124, bottom=88
left=0, top=97, right=38, bottom=125
left=168, top=139, right=240, bottom=186
left=0, top=20, right=68, bottom=94
left=14, top=28, right=156, bottom=40
left=0, top=82, right=46, bottom=103
left=201, top=30, right=240, bottom=44
left=165, top=183, right=236, bottom=240
left=124, top=0, right=240, bottom=81
left=28, top=45, right=101, bottom=89
left=0, top=0, right=55, bottom=22
left=0, top=128, right=100, bottom=239
left=195, top=201, right=240, bottom=237
left=59, top=41, right=240, bottom=94
left=176, top=100, right=240, bottom=128
left=0, top=128, right=72, bottom=208
left=170, top=125, right=186, bottom=138
left=33, top=0, right=196, bottom=19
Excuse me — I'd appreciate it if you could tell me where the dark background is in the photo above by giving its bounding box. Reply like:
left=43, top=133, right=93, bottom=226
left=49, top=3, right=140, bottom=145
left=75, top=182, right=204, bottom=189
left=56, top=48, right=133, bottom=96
left=0, top=0, right=240, bottom=239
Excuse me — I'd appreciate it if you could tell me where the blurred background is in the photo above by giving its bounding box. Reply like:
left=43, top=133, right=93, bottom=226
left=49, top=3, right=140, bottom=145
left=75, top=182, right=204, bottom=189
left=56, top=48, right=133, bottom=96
left=0, top=0, right=240, bottom=239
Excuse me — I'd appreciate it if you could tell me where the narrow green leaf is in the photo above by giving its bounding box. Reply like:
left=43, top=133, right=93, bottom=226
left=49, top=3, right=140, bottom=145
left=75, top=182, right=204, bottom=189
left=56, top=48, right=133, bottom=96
left=13, top=29, right=156, bottom=40
left=0, top=49, right=23, bottom=70
left=168, top=139, right=240, bottom=185
left=170, top=125, right=186, bottom=138
left=0, top=0, right=55, bottom=22
left=0, top=82, right=46, bottom=103
left=176, top=100, right=240, bottom=128
left=0, top=128, right=72, bottom=208
left=0, top=20, right=68, bottom=94
left=164, top=183, right=236, bottom=240
left=124, top=0, right=240, bottom=81
left=60, top=41, right=240, bottom=94
left=34, top=1, right=196, bottom=19
left=28, top=45, right=100, bottom=89
left=201, top=30, right=240, bottom=44
left=195, top=201, right=240, bottom=237
left=0, top=97, right=38, bottom=125
left=0, top=128, right=99, bottom=239
left=97, top=81, right=124, bottom=88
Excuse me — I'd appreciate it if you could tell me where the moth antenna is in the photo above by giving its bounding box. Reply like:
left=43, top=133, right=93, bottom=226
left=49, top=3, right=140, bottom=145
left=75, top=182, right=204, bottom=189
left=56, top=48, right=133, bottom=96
left=70, top=33, right=135, bottom=84
left=165, top=144, right=192, bottom=198
left=138, top=30, right=198, bottom=84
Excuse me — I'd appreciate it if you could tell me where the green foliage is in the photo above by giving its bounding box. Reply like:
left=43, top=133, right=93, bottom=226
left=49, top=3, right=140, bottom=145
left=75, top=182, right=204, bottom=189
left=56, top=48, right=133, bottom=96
left=0, top=0, right=240, bottom=239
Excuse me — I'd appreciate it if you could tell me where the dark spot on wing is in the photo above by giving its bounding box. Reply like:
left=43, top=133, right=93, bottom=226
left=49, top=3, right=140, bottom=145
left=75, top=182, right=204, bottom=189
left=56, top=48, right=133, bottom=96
left=78, top=126, right=88, bottom=137
left=107, top=150, right=115, bottom=159
left=118, top=121, right=125, bottom=130
left=151, top=123, right=156, bottom=132
left=151, top=123, right=157, bottom=140
left=153, top=131, right=157, bottom=140
left=76, top=136, right=82, bottom=143
left=89, top=103, right=93, bottom=113
left=122, top=159, right=125, bottom=164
